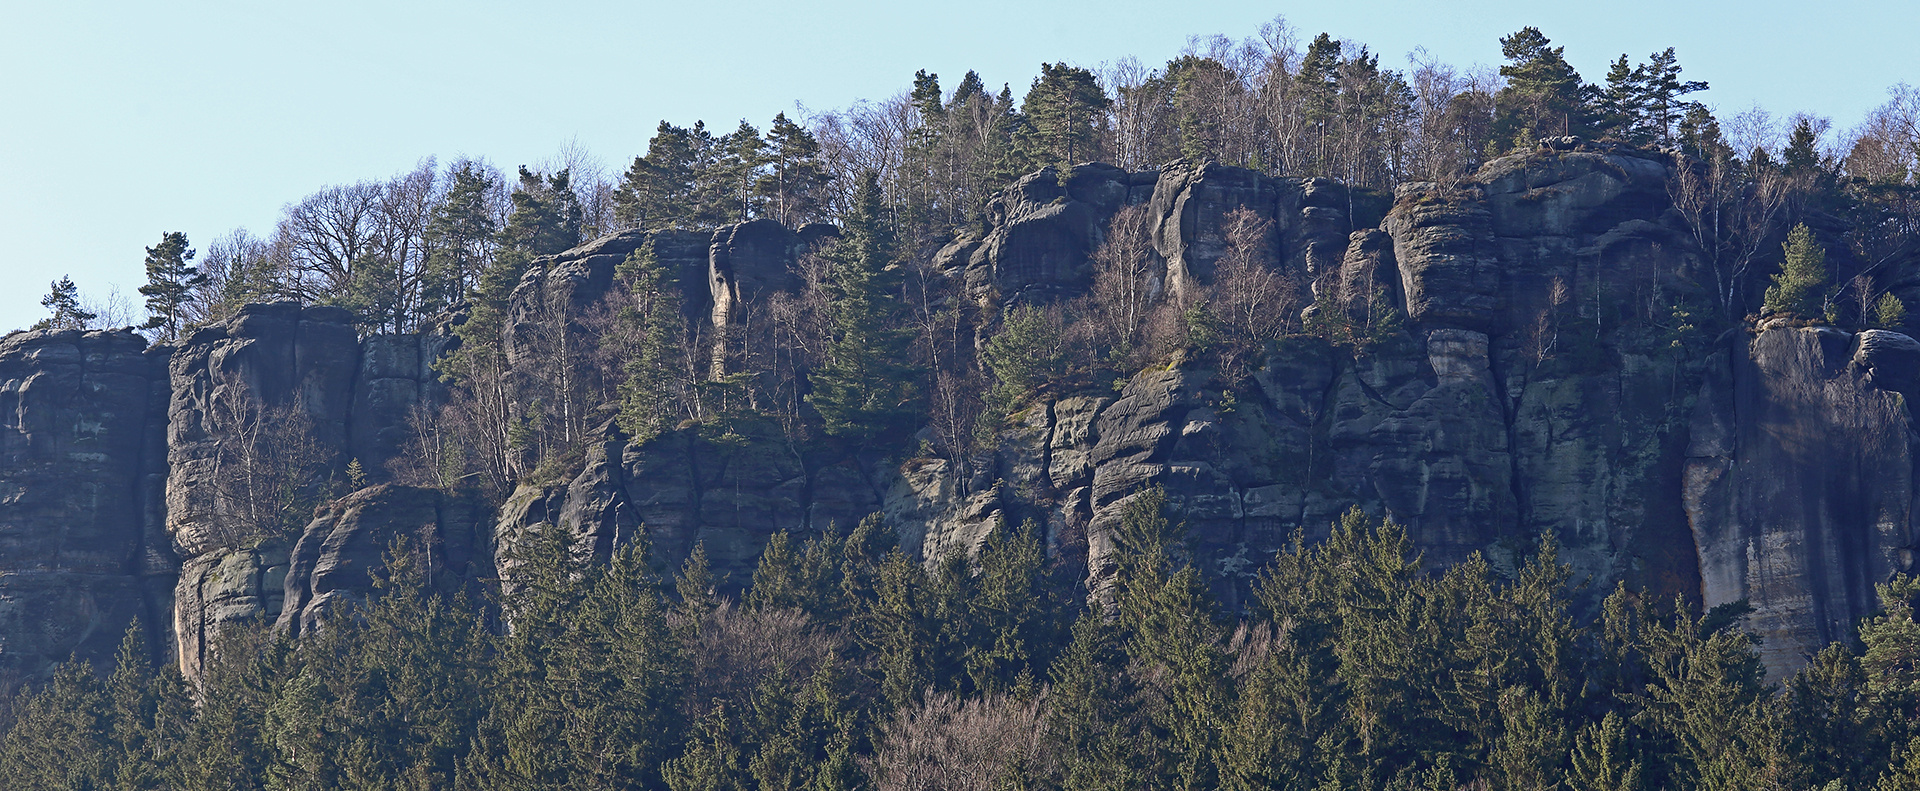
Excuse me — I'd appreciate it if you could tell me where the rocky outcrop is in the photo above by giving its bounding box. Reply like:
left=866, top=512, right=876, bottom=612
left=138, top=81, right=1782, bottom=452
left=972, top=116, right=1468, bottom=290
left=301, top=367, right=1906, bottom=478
left=492, top=419, right=887, bottom=594
left=277, top=484, right=490, bottom=638
left=164, top=303, right=454, bottom=677
left=0, top=329, right=171, bottom=682
left=1685, top=327, right=1920, bottom=674
left=2, top=140, right=1914, bottom=684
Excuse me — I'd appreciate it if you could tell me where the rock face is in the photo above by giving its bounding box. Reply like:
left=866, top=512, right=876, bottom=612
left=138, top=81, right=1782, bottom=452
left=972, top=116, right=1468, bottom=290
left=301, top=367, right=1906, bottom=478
left=0, top=329, right=171, bottom=683
left=2, top=140, right=1916, bottom=682
left=492, top=420, right=886, bottom=594
left=1686, top=327, right=1920, bottom=674
left=164, top=303, right=453, bottom=677
left=278, top=484, right=490, bottom=638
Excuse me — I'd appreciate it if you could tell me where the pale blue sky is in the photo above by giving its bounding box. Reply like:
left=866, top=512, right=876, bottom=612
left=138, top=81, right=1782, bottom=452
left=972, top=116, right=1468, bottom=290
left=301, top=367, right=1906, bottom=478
left=2, top=0, right=1913, bottom=333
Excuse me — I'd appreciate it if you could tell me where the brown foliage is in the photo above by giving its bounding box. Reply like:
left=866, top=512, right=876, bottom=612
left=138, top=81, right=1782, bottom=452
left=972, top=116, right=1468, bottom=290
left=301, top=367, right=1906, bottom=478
left=868, top=691, right=1050, bottom=791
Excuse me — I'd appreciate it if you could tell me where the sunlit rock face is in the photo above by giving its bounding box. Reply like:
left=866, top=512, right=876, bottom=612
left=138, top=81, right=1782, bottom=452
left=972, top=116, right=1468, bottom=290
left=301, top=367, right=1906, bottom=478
left=1686, top=326, right=1920, bottom=676
left=2, top=140, right=1916, bottom=682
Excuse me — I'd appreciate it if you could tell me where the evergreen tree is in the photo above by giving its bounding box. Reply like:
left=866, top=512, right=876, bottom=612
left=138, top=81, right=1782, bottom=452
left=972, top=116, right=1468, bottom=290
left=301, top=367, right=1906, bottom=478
left=1569, top=712, right=1645, bottom=791
left=615, top=121, right=706, bottom=231
left=1048, top=605, right=1147, bottom=790
left=0, top=657, right=110, bottom=789
left=138, top=231, right=205, bottom=341
left=1014, top=63, right=1111, bottom=174
left=1762, top=223, right=1828, bottom=318
left=863, top=548, right=935, bottom=712
left=500, top=167, right=584, bottom=256
left=1492, top=27, right=1595, bottom=150
left=1638, top=48, right=1708, bottom=144
left=104, top=623, right=192, bottom=791
left=426, top=160, right=499, bottom=301
left=1596, top=55, right=1648, bottom=142
left=700, top=121, right=767, bottom=225
left=963, top=519, right=1058, bottom=696
left=34, top=275, right=96, bottom=331
left=614, top=240, right=686, bottom=443
left=758, top=113, right=830, bottom=227
left=807, top=171, right=917, bottom=439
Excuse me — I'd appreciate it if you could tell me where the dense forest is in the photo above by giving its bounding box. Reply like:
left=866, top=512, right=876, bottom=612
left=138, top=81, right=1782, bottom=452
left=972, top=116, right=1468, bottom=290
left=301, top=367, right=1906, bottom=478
left=7, top=498, right=1920, bottom=790
left=9, top=15, right=1920, bottom=791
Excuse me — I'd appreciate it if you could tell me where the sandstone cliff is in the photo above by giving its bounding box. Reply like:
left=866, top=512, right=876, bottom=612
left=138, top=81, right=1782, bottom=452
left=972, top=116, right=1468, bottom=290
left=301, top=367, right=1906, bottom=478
left=2, top=140, right=1915, bottom=682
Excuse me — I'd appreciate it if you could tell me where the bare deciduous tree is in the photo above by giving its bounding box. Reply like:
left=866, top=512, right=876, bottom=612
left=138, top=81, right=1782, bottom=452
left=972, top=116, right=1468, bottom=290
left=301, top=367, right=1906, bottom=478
left=205, top=372, right=332, bottom=546
left=1083, top=204, right=1165, bottom=368
left=1669, top=150, right=1790, bottom=319
left=867, top=691, right=1050, bottom=791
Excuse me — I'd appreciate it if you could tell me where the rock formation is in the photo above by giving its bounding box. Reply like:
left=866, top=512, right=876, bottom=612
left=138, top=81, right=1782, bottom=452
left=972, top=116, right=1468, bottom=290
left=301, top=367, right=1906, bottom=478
left=0, top=329, right=170, bottom=683
left=0, top=140, right=1915, bottom=682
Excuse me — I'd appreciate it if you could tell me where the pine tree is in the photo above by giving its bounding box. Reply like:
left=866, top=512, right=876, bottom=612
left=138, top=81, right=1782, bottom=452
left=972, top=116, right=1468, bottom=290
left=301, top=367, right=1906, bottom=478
left=426, top=160, right=499, bottom=301
left=34, top=275, right=96, bottom=331
left=807, top=171, right=918, bottom=439
left=1638, top=48, right=1708, bottom=144
left=615, top=121, right=706, bottom=231
left=500, top=167, right=584, bottom=256
left=1014, top=63, right=1111, bottom=174
left=758, top=112, right=829, bottom=227
left=138, top=231, right=205, bottom=341
left=700, top=121, right=766, bottom=225
left=1491, top=27, right=1595, bottom=151
left=1762, top=224, right=1828, bottom=319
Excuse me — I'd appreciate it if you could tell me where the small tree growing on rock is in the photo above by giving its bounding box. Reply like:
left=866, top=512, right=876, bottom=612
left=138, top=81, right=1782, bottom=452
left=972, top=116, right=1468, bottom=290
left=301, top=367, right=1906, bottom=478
left=1762, top=224, right=1829, bottom=320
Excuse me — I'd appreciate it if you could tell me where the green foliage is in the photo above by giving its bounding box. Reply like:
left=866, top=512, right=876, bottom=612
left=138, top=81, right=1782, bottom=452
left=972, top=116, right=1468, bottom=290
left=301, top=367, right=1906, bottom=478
left=982, top=305, right=1069, bottom=413
left=1762, top=223, right=1829, bottom=319
left=1876, top=292, right=1908, bottom=328
left=12, top=501, right=1920, bottom=789
left=34, top=275, right=96, bottom=332
left=807, top=171, right=919, bottom=439
left=138, top=231, right=205, bottom=341
left=425, top=160, right=499, bottom=301
left=1013, top=63, right=1111, bottom=174
left=614, top=240, right=686, bottom=443
left=1491, top=27, right=1595, bottom=151
left=759, top=112, right=830, bottom=226
left=500, top=166, right=584, bottom=256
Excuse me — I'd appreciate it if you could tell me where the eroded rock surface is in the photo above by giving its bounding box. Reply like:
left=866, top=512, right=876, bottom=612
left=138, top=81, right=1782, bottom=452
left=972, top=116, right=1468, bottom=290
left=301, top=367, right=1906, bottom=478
left=1686, top=327, right=1919, bottom=674
left=0, top=329, right=170, bottom=682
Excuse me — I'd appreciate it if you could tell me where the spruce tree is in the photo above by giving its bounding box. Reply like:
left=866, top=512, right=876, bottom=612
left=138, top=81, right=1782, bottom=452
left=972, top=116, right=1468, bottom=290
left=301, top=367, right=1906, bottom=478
left=1762, top=224, right=1828, bottom=319
left=807, top=171, right=917, bottom=439
left=614, top=240, right=685, bottom=443
left=0, top=657, right=110, bottom=789
left=138, top=231, right=205, bottom=341
left=35, top=275, right=96, bottom=331
left=1597, top=55, right=1648, bottom=142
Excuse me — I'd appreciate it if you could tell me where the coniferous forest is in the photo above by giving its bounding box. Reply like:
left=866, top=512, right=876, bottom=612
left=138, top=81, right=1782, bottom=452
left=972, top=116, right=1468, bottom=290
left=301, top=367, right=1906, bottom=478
left=7, top=17, right=1920, bottom=791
